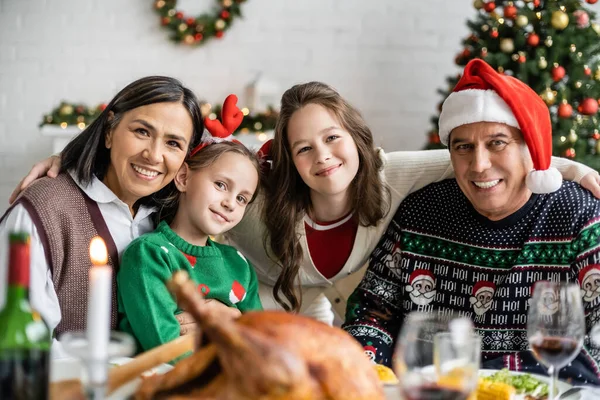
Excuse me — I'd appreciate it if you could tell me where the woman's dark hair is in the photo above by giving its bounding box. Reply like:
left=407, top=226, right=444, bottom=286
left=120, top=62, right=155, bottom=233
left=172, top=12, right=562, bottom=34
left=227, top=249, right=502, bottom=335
left=264, top=81, right=390, bottom=312
left=156, top=141, right=262, bottom=224
left=60, top=76, right=204, bottom=206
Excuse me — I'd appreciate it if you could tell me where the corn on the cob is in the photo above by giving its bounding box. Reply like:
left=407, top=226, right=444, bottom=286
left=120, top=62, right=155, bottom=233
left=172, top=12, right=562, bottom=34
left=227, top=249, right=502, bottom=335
left=476, top=378, right=516, bottom=400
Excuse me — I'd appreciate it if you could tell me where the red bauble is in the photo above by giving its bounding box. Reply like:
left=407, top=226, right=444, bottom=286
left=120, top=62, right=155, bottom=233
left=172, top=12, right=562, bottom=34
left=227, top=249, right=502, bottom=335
left=175, top=11, right=184, bottom=19
left=565, top=148, right=576, bottom=158
left=221, top=10, right=230, bottom=19
left=533, top=0, right=541, bottom=6
left=527, top=33, right=540, bottom=47
left=552, top=65, right=566, bottom=82
left=586, top=0, right=598, bottom=4
left=429, top=134, right=441, bottom=144
left=186, top=17, right=195, bottom=25
left=580, top=98, right=599, bottom=115
left=490, top=30, right=499, bottom=38
left=558, top=103, right=573, bottom=118
left=216, top=30, right=224, bottom=38
left=481, top=48, right=488, bottom=57
left=484, top=2, right=496, bottom=12
left=518, top=55, right=526, bottom=63
left=593, top=132, right=600, bottom=140
left=194, top=33, right=203, bottom=41
left=462, top=49, right=471, bottom=57
left=504, top=5, right=517, bottom=19
left=98, top=104, right=108, bottom=111
left=584, top=66, right=592, bottom=76
left=161, top=16, right=171, bottom=25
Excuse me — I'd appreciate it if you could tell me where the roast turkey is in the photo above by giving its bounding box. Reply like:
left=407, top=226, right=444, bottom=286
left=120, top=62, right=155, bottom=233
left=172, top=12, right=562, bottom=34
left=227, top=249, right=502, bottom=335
left=135, top=270, right=384, bottom=400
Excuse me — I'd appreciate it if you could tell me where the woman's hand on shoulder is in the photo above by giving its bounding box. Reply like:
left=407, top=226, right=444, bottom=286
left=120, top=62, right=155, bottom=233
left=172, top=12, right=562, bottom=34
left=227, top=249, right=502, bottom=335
left=176, top=301, right=242, bottom=336
left=9, top=155, right=61, bottom=203
left=580, top=171, right=600, bottom=199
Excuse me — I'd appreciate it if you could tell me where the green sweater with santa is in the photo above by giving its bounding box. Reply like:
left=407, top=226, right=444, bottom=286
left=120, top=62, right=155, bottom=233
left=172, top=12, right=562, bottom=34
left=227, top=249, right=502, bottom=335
left=117, top=221, right=262, bottom=354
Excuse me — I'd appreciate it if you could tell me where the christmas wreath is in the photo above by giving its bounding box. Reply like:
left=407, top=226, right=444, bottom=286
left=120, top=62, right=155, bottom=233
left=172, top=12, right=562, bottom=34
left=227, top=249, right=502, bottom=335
left=154, top=0, right=247, bottom=46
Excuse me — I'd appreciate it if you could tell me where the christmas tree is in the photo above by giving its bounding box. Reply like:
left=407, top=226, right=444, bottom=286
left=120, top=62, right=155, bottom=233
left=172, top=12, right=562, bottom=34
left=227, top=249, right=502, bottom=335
left=425, top=0, right=600, bottom=170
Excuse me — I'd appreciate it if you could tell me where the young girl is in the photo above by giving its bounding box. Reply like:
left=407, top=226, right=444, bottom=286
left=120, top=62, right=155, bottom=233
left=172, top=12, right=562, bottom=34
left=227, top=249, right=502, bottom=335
left=227, top=81, right=600, bottom=324
left=117, top=95, right=263, bottom=354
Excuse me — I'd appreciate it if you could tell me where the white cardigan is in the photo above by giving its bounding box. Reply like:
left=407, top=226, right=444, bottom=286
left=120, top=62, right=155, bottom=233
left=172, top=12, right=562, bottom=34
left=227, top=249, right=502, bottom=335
left=227, top=149, right=593, bottom=324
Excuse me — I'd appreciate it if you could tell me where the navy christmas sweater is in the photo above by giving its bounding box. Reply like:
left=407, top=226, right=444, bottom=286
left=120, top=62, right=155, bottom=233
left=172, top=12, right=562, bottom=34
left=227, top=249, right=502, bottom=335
left=343, top=179, right=600, bottom=385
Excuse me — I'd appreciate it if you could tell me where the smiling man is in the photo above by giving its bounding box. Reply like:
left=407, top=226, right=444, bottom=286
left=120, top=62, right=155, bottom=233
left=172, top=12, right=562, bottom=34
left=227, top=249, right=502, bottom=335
left=343, top=59, right=600, bottom=384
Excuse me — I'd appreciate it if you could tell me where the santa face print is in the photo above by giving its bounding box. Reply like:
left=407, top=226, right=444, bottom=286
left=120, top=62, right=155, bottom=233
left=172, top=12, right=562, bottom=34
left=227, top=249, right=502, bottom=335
left=405, top=270, right=437, bottom=307
left=384, top=244, right=403, bottom=278
left=537, top=287, right=559, bottom=316
left=581, top=269, right=600, bottom=303
left=470, top=281, right=496, bottom=316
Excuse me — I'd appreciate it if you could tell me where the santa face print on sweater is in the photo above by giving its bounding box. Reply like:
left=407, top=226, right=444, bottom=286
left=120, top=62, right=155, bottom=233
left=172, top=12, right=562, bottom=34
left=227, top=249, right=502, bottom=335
left=579, top=265, right=600, bottom=303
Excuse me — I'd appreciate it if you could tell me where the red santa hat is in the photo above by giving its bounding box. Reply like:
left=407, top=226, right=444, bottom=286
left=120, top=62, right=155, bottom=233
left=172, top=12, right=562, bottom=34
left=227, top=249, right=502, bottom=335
left=472, top=281, right=496, bottom=297
left=578, top=264, right=600, bottom=285
left=364, top=344, right=377, bottom=355
left=409, top=269, right=435, bottom=286
left=438, top=59, right=562, bottom=194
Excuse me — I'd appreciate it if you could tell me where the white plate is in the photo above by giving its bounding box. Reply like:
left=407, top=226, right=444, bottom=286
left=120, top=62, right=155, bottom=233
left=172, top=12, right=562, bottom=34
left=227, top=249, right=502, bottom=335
left=51, top=356, right=173, bottom=400
left=382, top=369, right=580, bottom=400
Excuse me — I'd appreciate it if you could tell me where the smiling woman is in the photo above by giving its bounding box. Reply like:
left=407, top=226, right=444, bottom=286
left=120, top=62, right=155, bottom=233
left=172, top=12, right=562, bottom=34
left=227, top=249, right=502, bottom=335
left=0, top=76, right=204, bottom=357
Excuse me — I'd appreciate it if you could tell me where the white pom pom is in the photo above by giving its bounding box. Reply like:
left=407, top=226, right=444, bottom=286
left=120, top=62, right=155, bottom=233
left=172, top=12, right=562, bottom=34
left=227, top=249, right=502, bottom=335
left=526, top=167, right=562, bottom=194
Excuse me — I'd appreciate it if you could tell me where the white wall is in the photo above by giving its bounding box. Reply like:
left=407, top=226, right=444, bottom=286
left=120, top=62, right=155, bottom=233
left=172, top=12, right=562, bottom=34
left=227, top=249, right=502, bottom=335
left=1, top=0, right=598, bottom=211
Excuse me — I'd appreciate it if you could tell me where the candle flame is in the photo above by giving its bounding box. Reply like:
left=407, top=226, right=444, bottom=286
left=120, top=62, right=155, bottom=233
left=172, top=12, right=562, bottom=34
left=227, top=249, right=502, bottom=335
left=90, top=236, right=108, bottom=265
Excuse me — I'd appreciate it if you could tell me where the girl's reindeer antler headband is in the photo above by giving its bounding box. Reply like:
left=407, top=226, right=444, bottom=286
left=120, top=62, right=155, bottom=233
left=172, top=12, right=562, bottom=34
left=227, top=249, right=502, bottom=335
left=189, top=94, right=244, bottom=157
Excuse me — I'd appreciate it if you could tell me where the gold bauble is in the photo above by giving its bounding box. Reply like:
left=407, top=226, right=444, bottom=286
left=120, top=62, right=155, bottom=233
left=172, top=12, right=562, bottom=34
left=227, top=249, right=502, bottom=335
left=215, top=19, right=226, bottom=30
left=594, top=67, right=600, bottom=81
left=59, top=104, right=73, bottom=116
left=184, top=35, right=195, bottom=45
left=178, top=23, right=187, bottom=32
left=155, top=0, right=166, bottom=9
left=473, top=0, right=484, bottom=9
left=490, top=11, right=500, bottom=21
left=516, top=15, right=529, bottom=27
left=575, top=81, right=583, bottom=89
left=482, top=25, right=489, bottom=32
left=551, top=11, right=569, bottom=30
left=570, top=44, right=577, bottom=53
left=500, top=38, right=515, bottom=53
left=568, top=130, right=579, bottom=144
left=596, top=140, right=600, bottom=154
left=76, top=115, right=85, bottom=123
left=593, top=23, right=600, bottom=35
left=540, top=87, right=557, bottom=105
left=223, top=0, right=233, bottom=6
left=538, top=57, right=548, bottom=69
left=511, top=53, right=520, bottom=61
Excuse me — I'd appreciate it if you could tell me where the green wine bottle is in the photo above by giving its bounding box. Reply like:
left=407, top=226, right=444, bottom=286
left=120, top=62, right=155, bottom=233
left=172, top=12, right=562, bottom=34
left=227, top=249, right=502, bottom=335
left=0, top=232, right=51, bottom=400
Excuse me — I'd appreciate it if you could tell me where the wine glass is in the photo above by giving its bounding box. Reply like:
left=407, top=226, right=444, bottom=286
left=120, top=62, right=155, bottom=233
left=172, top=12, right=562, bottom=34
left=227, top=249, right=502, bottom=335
left=393, top=312, right=481, bottom=400
left=527, top=281, right=585, bottom=400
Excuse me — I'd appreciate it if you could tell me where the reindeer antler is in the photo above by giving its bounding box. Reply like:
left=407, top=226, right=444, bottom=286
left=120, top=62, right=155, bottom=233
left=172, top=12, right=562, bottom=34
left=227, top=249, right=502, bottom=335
left=204, top=94, right=243, bottom=138
left=189, top=94, right=244, bottom=157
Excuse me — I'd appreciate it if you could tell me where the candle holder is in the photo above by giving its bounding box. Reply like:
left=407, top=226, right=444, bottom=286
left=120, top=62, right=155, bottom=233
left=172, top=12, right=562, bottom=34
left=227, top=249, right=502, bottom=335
left=60, top=331, right=135, bottom=399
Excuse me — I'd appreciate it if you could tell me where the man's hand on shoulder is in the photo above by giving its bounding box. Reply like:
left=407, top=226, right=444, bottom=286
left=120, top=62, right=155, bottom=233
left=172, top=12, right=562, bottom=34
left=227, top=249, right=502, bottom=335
left=9, top=155, right=61, bottom=204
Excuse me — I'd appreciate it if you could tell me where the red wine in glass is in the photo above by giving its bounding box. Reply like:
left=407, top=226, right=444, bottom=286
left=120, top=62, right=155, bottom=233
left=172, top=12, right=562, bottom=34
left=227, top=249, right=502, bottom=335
left=530, top=336, right=581, bottom=368
left=402, top=384, right=469, bottom=400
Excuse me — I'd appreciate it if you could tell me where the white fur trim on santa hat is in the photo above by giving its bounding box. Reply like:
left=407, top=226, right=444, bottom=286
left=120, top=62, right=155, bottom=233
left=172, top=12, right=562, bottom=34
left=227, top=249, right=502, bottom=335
left=526, top=167, right=563, bottom=194
left=439, top=89, right=520, bottom=146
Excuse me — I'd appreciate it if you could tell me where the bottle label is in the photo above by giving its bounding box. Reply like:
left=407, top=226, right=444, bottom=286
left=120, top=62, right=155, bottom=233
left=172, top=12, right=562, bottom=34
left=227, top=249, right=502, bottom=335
left=0, top=348, right=49, bottom=399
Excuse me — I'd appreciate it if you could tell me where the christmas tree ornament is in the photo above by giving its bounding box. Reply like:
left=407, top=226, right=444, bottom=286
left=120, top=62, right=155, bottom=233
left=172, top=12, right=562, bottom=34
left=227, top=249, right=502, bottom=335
left=540, top=87, right=557, bottom=105
left=593, top=130, right=600, bottom=140
left=516, top=15, right=529, bottom=27
left=482, top=24, right=490, bottom=32
left=484, top=2, right=496, bottom=12
left=568, top=130, right=579, bottom=143
left=490, top=11, right=501, bottom=20
left=596, top=140, right=600, bottom=154
left=552, top=65, right=566, bottom=81
left=490, top=28, right=499, bottom=38
left=504, top=3, right=517, bottom=19
left=565, top=148, right=576, bottom=158
left=558, top=102, right=573, bottom=118
left=512, top=53, right=520, bottom=61
left=580, top=98, right=599, bottom=115
left=570, top=44, right=577, bottom=53
left=500, top=38, right=515, bottom=53
left=223, top=0, right=233, bottom=6
left=474, top=0, right=484, bottom=9
left=481, top=47, right=488, bottom=57
left=527, top=33, right=539, bottom=46
left=574, top=81, right=583, bottom=88
left=59, top=104, right=73, bottom=116
left=545, top=36, right=553, bottom=47
left=551, top=10, right=569, bottom=30
left=538, top=56, right=548, bottom=69
left=584, top=65, right=592, bottom=76
left=155, top=0, right=166, bottom=8
left=533, top=0, right=541, bottom=6
left=215, top=19, right=226, bottom=29
left=574, top=10, right=590, bottom=28
left=593, top=23, right=600, bottom=35
left=518, top=52, right=526, bottom=63
left=497, top=66, right=505, bottom=73
left=161, top=16, right=171, bottom=25
left=586, top=0, right=598, bottom=4
left=183, top=34, right=194, bottom=44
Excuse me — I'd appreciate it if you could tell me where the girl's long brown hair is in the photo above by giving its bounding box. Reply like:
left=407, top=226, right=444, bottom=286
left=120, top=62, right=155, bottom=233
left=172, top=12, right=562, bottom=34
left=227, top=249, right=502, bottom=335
left=264, top=81, right=390, bottom=312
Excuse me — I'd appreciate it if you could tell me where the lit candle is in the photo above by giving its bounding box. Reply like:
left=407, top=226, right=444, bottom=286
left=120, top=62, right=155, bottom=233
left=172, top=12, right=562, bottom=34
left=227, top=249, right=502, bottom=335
left=87, top=236, right=111, bottom=383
